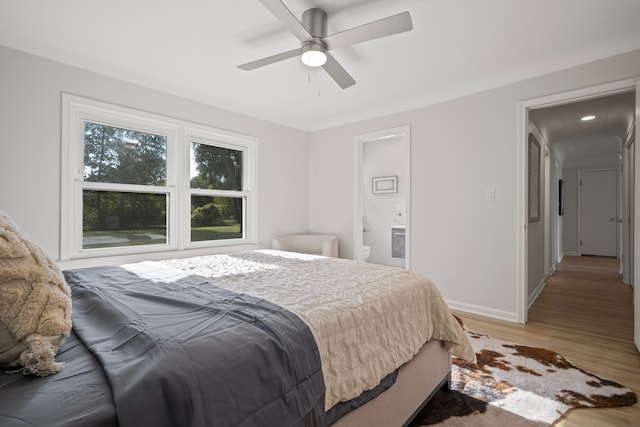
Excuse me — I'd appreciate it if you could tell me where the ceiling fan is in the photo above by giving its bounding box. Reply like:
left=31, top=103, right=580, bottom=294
left=238, top=0, right=413, bottom=89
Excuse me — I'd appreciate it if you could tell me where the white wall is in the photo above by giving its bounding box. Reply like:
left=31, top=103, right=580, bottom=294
left=3, top=43, right=640, bottom=322
left=562, top=168, right=580, bottom=255
left=0, top=45, right=310, bottom=264
left=309, top=49, right=640, bottom=321
left=310, top=94, right=520, bottom=320
left=526, top=125, right=548, bottom=304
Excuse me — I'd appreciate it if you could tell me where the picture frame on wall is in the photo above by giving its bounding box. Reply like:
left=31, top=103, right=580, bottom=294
left=528, top=133, right=540, bottom=222
left=372, top=176, right=398, bottom=194
left=558, top=179, right=564, bottom=216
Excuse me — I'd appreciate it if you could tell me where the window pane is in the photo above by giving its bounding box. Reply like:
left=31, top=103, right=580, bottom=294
left=191, top=196, right=243, bottom=241
left=190, top=143, right=242, bottom=190
left=84, top=122, right=167, bottom=185
left=83, top=190, right=167, bottom=249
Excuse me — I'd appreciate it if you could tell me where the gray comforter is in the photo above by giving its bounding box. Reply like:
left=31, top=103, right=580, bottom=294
left=0, top=262, right=325, bottom=427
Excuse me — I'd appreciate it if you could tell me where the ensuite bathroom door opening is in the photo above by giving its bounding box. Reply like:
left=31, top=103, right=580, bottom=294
left=356, top=126, right=410, bottom=268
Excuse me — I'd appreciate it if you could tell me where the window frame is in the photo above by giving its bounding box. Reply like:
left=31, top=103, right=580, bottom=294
left=183, top=127, right=256, bottom=250
left=61, top=94, right=257, bottom=261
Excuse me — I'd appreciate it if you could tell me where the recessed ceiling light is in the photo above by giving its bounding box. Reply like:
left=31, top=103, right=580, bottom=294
left=581, top=115, right=596, bottom=121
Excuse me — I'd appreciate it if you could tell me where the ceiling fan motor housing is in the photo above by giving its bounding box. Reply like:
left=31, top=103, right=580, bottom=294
left=302, top=8, right=327, bottom=38
left=301, top=8, right=328, bottom=66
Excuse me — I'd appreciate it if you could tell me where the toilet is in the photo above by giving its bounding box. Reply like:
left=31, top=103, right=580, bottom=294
left=362, top=245, right=371, bottom=262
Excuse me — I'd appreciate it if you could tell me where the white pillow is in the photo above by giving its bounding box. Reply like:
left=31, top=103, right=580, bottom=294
left=0, top=210, right=71, bottom=376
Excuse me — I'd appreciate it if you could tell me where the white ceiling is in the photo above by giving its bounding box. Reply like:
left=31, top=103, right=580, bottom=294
left=1, top=0, right=640, bottom=132
left=530, top=91, right=636, bottom=165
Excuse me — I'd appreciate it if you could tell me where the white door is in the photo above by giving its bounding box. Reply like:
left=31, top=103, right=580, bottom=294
left=579, top=169, right=618, bottom=256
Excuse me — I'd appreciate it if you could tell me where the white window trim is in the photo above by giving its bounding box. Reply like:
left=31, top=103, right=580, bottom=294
left=61, top=93, right=258, bottom=262
left=183, top=125, right=257, bottom=250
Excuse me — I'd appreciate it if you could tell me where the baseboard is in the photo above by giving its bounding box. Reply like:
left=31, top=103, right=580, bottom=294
left=446, top=299, right=519, bottom=323
left=528, top=278, right=546, bottom=309
left=563, top=251, right=580, bottom=257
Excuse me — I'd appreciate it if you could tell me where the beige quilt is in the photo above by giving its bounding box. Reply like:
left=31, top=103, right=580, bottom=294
left=161, top=250, right=476, bottom=410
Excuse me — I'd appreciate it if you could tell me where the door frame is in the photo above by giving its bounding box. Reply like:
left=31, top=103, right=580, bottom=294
left=623, top=126, right=635, bottom=284
left=516, top=77, right=638, bottom=324
left=353, top=125, right=411, bottom=268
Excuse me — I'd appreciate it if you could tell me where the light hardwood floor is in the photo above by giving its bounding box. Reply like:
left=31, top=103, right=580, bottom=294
left=453, top=255, right=640, bottom=427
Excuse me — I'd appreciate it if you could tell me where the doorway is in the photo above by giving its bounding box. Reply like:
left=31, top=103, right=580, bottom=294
left=517, top=78, right=638, bottom=326
left=353, top=125, right=411, bottom=268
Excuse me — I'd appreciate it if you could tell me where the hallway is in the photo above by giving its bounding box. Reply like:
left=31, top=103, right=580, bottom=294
left=456, top=255, right=639, bottom=426
left=528, top=255, right=633, bottom=342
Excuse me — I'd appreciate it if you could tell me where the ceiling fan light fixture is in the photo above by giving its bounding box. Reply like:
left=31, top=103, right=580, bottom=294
left=239, top=3, right=412, bottom=89
left=301, top=42, right=327, bottom=67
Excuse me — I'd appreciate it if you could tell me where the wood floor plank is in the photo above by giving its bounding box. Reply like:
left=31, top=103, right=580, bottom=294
left=529, top=256, right=634, bottom=342
left=453, top=255, right=640, bottom=427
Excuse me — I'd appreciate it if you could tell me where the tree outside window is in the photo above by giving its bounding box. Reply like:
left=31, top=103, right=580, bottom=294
left=82, top=122, right=167, bottom=249
left=190, top=143, right=244, bottom=241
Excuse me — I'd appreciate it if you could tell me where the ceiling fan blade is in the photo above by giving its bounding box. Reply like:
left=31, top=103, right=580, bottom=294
left=323, top=11, right=412, bottom=50
left=322, top=53, right=356, bottom=89
left=238, top=48, right=301, bottom=71
left=257, top=0, right=312, bottom=42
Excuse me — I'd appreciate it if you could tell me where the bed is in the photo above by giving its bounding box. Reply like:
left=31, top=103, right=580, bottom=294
left=0, top=249, right=475, bottom=427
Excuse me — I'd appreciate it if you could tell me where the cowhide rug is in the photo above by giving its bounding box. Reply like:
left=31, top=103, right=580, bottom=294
left=411, top=330, right=637, bottom=426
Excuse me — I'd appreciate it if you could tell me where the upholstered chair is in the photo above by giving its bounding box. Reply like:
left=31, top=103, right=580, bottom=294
left=271, top=234, right=338, bottom=257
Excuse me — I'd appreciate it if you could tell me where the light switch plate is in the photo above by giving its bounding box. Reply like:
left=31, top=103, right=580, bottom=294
left=485, top=188, right=495, bottom=202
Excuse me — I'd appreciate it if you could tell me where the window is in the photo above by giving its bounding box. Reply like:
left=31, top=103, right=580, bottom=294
left=61, top=94, right=257, bottom=260
left=82, top=123, right=169, bottom=250
left=189, top=141, right=244, bottom=242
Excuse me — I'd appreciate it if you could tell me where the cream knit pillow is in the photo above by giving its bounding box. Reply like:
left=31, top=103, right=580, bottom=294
left=0, top=210, right=71, bottom=376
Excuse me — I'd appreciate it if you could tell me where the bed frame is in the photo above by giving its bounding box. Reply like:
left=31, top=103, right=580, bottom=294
left=332, top=339, right=451, bottom=426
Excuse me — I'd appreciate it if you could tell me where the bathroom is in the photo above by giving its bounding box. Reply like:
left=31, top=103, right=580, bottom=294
left=361, top=132, right=408, bottom=267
